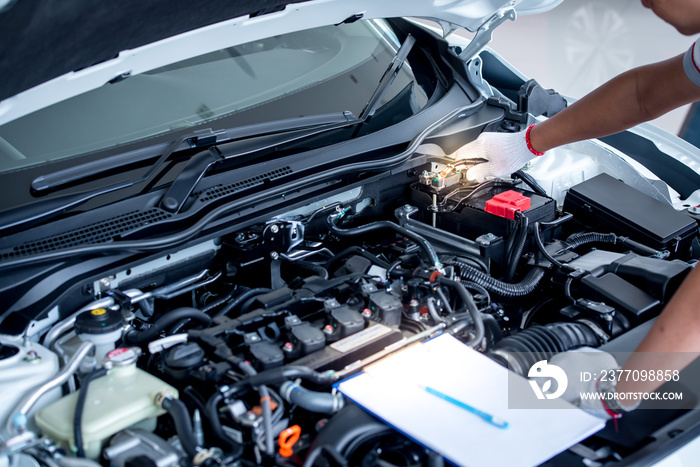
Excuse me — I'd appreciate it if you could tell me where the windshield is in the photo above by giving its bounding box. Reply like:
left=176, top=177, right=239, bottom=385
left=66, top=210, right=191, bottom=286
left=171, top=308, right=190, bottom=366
left=0, top=20, right=428, bottom=173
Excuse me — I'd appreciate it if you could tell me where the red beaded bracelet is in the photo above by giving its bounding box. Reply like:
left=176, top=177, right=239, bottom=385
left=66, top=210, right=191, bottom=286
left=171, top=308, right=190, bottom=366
left=525, top=124, right=545, bottom=156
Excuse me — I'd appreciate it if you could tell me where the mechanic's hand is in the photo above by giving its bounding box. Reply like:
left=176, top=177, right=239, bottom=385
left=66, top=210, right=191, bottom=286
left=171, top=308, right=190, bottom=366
left=549, top=347, right=621, bottom=419
left=452, top=128, right=540, bottom=182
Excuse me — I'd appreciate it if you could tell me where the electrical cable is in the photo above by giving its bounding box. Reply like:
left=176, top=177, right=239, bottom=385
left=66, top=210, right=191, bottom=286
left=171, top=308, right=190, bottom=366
left=512, top=170, right=547, bottom=196
left=533, top=221, right=567, bottom=270
left=74, top=368, right=108, bottom=457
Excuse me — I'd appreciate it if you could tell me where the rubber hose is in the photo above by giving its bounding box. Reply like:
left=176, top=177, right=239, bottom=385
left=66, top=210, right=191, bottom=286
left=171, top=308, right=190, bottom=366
left=205, top=392, right=245, bottom=458
left=74, top=368, right=108, bottom=457
left=161, top=397, right=200, bottom=459
left=288, top=259, right=329, bottom=280
left=280, top=381, right=344, bottom=414
left=237, top=361, right=274, bottom=458
left=324, top=246, right=391, bottom=272
left=327, top=215, right=442, bottom=271
left=437, top=277, right=484, bottom=348
left=435, top=286, right=454, bottom=314
left=426, top=297, right=443, bottom=324
left=452, top=262, right=545, bottom=298
left=461, top=281, right=491, bottom=305
left=224, top=366, right=333, bottom=397
left=201, top=289, right=237, bottom=314
left=493, top=322, right=602, bottom=375
left=130, top=308, right=211, bottom=344
left=259, top=385, right=274, bottom=456
left=214, top=288, right=272, bottom=317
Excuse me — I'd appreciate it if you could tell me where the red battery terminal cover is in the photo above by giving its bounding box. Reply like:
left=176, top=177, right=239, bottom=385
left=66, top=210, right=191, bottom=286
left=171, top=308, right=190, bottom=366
left=484, top=190, right=531, bottom=219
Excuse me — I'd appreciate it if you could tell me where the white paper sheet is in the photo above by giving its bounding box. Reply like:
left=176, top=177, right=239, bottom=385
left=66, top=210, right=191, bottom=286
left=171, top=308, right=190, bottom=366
left=336, top=334, right=605, bottom=467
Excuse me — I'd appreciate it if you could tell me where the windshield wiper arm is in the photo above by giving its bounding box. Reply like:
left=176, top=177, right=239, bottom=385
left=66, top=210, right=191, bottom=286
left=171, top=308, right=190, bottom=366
left=0, top=134, right=192, bottom=233
left=30, top=112, right=356, bottom=194
left=358, top=34, right=416, bottom=121
left=159, top=119, right=360, bottom=213
left=4, top=113, right=357, bottom=233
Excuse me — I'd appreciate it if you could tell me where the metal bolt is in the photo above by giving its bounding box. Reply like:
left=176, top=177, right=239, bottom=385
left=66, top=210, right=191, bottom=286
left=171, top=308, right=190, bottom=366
left=270, top=251, right=279, bottom=260
left=270, top=224, right=279, bottom=234
left=689, top=206, right=700, bottom=215
left=403, top=204, right=413, bottom=211
left=235, top=232, right=246, bottom=242
left=24, top=351, right=39, bottom=363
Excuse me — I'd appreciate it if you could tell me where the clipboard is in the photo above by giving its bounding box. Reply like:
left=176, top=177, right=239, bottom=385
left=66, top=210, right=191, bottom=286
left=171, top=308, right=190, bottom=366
left=336, top=334, right=605, bottom=467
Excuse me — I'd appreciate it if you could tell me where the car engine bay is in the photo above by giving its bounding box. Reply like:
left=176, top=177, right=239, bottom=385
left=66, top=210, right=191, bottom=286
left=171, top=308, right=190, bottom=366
left=1, top=113, right=700, bottom=467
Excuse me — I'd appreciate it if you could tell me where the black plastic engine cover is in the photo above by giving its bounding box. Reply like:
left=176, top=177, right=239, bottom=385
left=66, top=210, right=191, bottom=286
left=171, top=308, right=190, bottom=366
left=564, top=173, right=697, bottom=256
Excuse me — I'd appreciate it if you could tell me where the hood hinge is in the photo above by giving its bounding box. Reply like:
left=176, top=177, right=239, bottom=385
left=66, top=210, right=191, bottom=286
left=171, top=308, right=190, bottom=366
left=457, top=8, right=517, bottom=63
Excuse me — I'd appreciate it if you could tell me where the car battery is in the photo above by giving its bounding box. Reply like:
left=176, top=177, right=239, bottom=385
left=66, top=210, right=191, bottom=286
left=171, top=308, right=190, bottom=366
left=409, top=179, right=556, bottom=241
left=564, top=173, right=697, bottom=256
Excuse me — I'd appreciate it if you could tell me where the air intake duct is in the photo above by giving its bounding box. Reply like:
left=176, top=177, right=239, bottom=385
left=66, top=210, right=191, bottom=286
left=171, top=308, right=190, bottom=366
left=491, top=322, right=603, bottom=375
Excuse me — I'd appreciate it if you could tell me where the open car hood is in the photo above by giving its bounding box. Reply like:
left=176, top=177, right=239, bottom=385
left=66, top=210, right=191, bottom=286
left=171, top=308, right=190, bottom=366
left=0, top=0, right=561, bottom=126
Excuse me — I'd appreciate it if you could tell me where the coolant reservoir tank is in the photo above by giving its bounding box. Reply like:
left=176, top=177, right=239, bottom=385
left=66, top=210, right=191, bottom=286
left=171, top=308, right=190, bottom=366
left=35, top=348, right=177, bottom=459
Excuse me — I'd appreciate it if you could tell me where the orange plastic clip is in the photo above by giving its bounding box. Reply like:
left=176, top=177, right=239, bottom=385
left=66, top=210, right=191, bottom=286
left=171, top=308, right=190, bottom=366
left=278, top=425, right=301, bottom=458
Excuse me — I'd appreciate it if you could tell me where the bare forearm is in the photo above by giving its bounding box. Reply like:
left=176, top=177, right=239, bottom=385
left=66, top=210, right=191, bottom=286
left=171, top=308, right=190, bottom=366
left=617, top=266, right=700, bottom=398
left=529, top=54, right=700, bottom=152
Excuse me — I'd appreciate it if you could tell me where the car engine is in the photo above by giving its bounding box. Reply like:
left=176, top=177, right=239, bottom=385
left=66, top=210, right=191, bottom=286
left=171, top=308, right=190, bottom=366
left=1, top=138, right=698, bottom=467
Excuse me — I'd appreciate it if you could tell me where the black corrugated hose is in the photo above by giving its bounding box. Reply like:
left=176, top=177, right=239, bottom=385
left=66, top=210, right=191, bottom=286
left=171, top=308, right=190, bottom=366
left=566, top=231, right=665, bottom=257
left=450, top=261, right=545, bottom=298
left=565, top=232, right=618, bottom=250
left=505, top=212, right=529, bottom=282
left=493, top=322, right=603, bottom=375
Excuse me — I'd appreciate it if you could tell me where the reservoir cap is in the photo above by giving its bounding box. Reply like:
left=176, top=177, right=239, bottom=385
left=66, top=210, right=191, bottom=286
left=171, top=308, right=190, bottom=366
left=75, top=308, right=123, bottom=335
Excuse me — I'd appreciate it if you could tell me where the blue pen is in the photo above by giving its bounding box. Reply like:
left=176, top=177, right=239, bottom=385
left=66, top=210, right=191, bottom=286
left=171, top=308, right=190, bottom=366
left=424, top=385, right=509, bottom=429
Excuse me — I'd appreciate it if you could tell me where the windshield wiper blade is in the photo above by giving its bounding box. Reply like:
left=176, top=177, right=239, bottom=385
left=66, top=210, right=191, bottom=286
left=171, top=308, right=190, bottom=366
left=3, top=113, right=357, bottom=232
left=30, top=112, right=356, bottom=194
left=0, top=134, right=192, bottom=233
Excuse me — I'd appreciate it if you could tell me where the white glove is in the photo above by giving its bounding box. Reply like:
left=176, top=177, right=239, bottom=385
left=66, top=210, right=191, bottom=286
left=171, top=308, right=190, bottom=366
left=453, top=129, right=539, bottom=182
left=549, top=347, right=622, bottom=419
